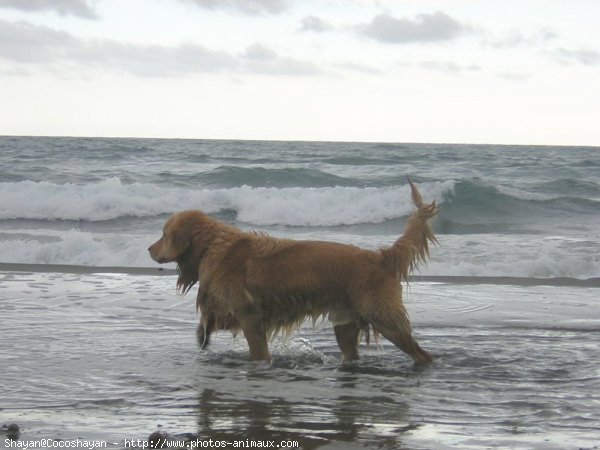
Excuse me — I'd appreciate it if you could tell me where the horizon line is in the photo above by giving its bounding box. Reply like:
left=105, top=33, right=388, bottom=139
left=1, top=133, right=599, bottom=149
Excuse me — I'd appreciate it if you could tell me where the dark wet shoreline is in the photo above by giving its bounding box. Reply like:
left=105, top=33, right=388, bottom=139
left=1, top=262, right=598, bottom=287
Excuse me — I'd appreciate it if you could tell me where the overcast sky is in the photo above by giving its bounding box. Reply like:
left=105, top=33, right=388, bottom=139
left=0, top=0, right=598, bottom=145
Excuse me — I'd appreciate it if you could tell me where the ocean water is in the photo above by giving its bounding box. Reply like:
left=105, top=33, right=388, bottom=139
left=1, top=136, right=599, bottom=449
left=1, top=136, right=599, bottom=278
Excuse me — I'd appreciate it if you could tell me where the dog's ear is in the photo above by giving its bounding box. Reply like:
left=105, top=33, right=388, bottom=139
left=169, top=223, right=192, bottom=257
left=173, top=213, right=205, bottom=295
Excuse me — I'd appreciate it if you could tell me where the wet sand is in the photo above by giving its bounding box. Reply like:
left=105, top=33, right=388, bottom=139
left=1, top=266, right=599, bottom=449
left=1, top=262, right=598, bottom=286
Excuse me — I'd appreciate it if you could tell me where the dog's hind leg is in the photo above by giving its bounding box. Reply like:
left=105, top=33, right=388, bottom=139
left=369, top=312, right=433, bottom=364
left=355, top=280, right=432, bottom=364
left=333, top=322, right=361, bottom=362
left=357, top=287, right=432, bottom=364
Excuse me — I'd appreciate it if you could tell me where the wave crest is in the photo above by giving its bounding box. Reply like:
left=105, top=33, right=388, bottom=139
left=0, top=178, right=454, bottom=226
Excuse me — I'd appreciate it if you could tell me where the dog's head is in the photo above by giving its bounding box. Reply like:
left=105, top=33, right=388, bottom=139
left=148, top=210, right=204, bottom=264
left=149, top=209, right=239, bottom=294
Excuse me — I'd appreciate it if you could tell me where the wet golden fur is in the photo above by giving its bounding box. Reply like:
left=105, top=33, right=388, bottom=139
left=149, top=180, right=438, bottom=364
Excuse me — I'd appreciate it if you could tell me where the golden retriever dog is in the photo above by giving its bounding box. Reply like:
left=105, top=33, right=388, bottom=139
left=149, top=179, right=437, bottom=364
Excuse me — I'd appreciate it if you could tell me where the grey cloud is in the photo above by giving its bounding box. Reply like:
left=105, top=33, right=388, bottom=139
left=419, top=61, right=481, bottom=74
left=361, top=11, right=467, bottom=44
left=80, top=41, right=239, bottom=77
left=0, top=19, right=235, bottom=75
left=484, top=28, right=558, bottom=49
left=0, top=0, right=97, bottom=19
left=0, top=20, right=321, bottom=77
left=179, top=0, right=288, bottom=15
left=553, top=47, right=600, bottom=66
left=0, top=66, right=32, bottom=76
left=239, top=43, right=321, bottom=75
left=335, top=62, right=382, bottom=75
left=485, top=32, right=532, bottom=49
left=241, top=43, right=278, bottom=61
left=0, top=19, right=79, bottom=63
left=300, top=16, right=333, bottom=33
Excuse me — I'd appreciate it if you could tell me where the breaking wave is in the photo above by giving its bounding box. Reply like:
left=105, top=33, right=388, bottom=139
left=0, top=178, right=454, bottom=226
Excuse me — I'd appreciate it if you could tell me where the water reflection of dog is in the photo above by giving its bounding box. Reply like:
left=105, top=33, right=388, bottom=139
left=194, top=388, right=413, bottom=450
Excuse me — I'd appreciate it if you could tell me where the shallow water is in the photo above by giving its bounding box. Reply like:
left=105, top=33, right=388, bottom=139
left=1, top=269, right=599, bottom=449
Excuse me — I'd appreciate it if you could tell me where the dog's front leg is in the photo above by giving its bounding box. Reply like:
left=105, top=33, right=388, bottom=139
left=239, top=311, right=271, bottom=363
left=196, top=290, right=213, bottom=350
left=333, top=322, right=361, bottom=362
left=196, top=319, right=213, bottom=350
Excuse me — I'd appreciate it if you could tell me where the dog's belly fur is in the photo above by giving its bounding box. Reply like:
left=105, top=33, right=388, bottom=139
left=198, top=271, right=359, bottom=335
left=248, top=287, right=358, bottom=335
left=197, top=284, right=363, bottom=353
left=197, top=240, right=389, bottom=356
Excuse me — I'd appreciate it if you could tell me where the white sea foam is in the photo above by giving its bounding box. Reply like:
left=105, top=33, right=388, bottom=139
left=0, top=230, right=158, bottom=268
left=1, top=230, right=598, bottom=279
left=495, top=185, right=561, bottom=201
left=0, top=178, right=454, bottom=226
left=424, top=234, right=600, bottom=279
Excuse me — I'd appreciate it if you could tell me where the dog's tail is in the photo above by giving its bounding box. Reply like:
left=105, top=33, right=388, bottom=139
left=381, top=178, right=438, bottom=282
